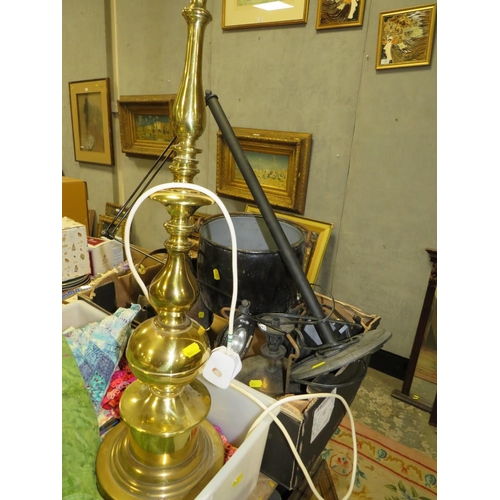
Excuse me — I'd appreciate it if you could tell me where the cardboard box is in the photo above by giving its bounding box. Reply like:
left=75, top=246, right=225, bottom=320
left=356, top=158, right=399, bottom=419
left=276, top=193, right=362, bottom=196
left=62, top=176, right=89, bottom=234
left=259, top=357, right=367, bottom=490
left=62, top=217, right=91, bottom=281
left=87, top=237, right=124, bottom=277
left=77, top=246, right=214, bottom=331
left=77, top=247, right=166, bottom=327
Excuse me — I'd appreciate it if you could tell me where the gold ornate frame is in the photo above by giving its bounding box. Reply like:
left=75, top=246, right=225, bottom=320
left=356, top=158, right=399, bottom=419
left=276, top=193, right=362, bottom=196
left=316, top=0, right=366, bottom=30
left=105, top=202, right=123, bottom=217
left=68, top=78, right=114, bottom=166
left=216, top=127, right=312, bottom=214
left=117, top=94, right=176, bottom=158
left=222, top=0, right=309, bottom=30
left=97, top=214, right=125, bottom=240
left=376, top=4, right=436, bottom=70
left=245, top=204, right=332, bottom=283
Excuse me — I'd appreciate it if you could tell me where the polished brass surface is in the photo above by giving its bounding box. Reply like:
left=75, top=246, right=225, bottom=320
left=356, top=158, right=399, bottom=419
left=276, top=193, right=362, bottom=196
left=96, top=2, right=224, bottom=498
left=96, top=420, right=224, bottom=500
left=171, top=0, right=212, bottom=183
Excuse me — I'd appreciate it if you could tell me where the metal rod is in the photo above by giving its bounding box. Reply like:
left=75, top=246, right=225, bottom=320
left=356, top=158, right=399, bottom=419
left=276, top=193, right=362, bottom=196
left=103, top=136, right=177, bottom=238
left=205, top=90, right=338, bottom=346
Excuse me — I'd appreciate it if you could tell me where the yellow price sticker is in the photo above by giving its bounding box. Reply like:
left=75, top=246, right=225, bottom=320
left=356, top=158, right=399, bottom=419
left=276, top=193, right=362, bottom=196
left=311, top=361, right=326, bottom=370
left=232, top=473, right=243, bottom=487
left=182, top=342, right=201, bottom=358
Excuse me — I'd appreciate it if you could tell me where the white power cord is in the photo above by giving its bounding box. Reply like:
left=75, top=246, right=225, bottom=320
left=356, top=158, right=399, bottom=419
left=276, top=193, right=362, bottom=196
left=121, top=181, right=356, bottom=498
left=230, top=382, right=357, bottom=500
left=122, top=182, right=239, bottom=354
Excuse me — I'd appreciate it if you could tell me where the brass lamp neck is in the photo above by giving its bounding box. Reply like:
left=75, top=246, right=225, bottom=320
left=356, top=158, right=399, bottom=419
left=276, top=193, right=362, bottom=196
left=171, top=1, right=212, bottom=183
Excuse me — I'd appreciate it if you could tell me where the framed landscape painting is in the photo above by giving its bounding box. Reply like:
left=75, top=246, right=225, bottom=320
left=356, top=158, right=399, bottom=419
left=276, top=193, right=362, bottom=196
left=216, top=127, right=312, bottom=214
left=117, top=94, right=176, bottom=158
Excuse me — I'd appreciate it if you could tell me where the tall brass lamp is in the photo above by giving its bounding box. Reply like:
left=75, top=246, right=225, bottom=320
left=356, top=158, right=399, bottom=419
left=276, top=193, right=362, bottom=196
left=95, top=2, right=225, bottom=498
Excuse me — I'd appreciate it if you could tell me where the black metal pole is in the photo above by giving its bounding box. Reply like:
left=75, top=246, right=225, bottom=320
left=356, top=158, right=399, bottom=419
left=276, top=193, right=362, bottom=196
left=104, top=136, right=177, bottom=238
left=205, top=90, right=338, bottom=346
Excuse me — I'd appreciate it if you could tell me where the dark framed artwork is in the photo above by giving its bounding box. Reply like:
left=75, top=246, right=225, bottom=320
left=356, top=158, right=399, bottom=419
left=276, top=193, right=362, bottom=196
left=316, top=0, right=366, bottom=30
left=68, top=78, right=114, bottom=166
left=216, top=127, right=312, bottom=214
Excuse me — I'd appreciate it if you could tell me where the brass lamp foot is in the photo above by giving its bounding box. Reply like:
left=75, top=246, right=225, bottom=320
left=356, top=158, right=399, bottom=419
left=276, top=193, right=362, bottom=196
left=96, top=419, right=224, bottom=500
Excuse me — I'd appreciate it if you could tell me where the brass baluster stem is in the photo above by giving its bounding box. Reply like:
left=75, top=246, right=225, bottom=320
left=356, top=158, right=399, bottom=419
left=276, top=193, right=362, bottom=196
left=95, top=3, right=224, bottom=499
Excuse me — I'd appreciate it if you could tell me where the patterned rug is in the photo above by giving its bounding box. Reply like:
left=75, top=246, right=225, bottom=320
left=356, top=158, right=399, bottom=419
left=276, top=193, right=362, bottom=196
left=321, top=417, right=437, bottom=500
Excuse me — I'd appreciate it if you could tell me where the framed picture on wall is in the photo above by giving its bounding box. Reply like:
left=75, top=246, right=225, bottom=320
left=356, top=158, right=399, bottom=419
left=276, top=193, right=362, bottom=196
left=216, top=127, right=312, bottom=214
left=68, top=78, right=114, bottom=166
left=245, top=204, right=332, bottom=283
left=117, top=95, right=176, bottom=158
left=316, top=0, right=366, bottom=30
left=376, top=4, right=437, bottom=70
left=222, top=0, right=310, bottom=30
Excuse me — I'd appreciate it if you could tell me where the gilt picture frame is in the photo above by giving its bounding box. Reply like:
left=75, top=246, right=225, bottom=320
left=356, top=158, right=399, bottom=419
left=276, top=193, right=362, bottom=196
left=217, top=127, right=312, bottom=214
left=245, top=204, right=332, bottom=283
left=105, top=202, right=124, bottom=218
left=68, top=78, right=114, bottom=166
left=316, top=0, right=366, bottom=30
left=104, top=202, right=128, bottom=227
left=376, top=4, right=436, bottom=70
left=117, top=94, right=176, bottom=158
left=97, top=214, right=125, bottom=240
left=222, top=0, right=310, bottom=30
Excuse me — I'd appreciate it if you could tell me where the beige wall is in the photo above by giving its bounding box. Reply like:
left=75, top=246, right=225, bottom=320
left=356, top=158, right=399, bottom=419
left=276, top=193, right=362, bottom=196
left=62, top=0, right=437, bottom=359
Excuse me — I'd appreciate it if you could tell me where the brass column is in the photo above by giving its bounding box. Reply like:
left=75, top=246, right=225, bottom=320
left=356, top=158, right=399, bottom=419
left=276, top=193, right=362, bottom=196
left=96, top=2, right=224, bottom=498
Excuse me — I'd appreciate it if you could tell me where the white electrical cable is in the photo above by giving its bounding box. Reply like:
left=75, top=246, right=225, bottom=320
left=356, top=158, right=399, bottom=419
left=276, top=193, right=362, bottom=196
left=123, top=182, right=239, bottom=353
left=121, top=183, right=356, bottom=498
left=230, top=382, right=357, bottom=500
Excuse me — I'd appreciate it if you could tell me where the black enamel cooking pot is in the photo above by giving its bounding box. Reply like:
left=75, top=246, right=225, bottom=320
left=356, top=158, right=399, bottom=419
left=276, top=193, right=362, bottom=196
left=197, top=213, right=306, bottom=316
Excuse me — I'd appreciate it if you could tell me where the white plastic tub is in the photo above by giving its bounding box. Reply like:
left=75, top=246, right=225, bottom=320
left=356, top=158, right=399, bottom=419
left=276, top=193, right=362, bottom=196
left=62, top=301, right=279, bottom=500
left=196, top=377, right=279, bottom=500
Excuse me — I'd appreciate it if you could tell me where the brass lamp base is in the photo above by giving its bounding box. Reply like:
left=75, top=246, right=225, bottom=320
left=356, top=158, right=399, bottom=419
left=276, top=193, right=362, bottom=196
left=96, top=419, right=224, bottom=500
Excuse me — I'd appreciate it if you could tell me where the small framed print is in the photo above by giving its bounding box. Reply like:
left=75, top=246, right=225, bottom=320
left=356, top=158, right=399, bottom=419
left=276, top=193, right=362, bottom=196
left=68, top=78, right=114, bottom=166
left=316, top=0, right=366, bottom=30
left=117, top=94, right=176, bottom=158
left=222, top=0, right=310, bottom=30
left=376, top=4, right=436, bottom=70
